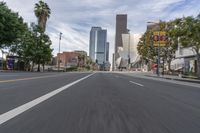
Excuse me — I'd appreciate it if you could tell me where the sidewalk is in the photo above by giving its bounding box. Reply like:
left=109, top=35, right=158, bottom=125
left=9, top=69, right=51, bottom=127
left=144, top=73, right=200, bottom=84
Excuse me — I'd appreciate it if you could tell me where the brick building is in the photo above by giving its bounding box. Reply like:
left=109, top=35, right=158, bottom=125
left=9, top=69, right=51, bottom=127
left=57, top=52, right=79, bottom=68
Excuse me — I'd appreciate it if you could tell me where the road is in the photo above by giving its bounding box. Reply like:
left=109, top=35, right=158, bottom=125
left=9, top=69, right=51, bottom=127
left=0, top=72, right=200, bottom=133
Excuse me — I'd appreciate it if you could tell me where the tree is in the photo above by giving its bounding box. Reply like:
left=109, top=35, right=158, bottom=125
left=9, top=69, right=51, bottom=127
left=31, top=26, right=53, bottom=72
left=159, top=21, right=178, bottom=72
left=137, top=21, right=179, bottom=73
left=34, top=0, right=51, bottom=71
left=34, top=0, right=51, bottom=32
left=78, top=54, right=86, bottom=69
left=40, top=34, right=53, bottom=71
left=137, top=31, right=157, bottom=62
left=176, top=16, right=200, bottom=78
left=0, top=2, right=27, bottom=48
left=12, top=23, right=53, bottom=71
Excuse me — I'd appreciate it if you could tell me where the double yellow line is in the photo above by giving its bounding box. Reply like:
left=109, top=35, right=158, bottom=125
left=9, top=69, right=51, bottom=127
left=0, top=74, right=61, bottom=83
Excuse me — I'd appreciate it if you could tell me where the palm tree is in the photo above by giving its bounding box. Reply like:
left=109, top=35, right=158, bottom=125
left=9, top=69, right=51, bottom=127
left=34, top=0, right=51, bottom=32
left=78, top=54, right=85, bottom=68
left=34, top=0, right=51, bottom=72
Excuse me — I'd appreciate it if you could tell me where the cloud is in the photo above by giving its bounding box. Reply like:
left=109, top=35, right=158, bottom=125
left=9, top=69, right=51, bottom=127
left=3, top=0, right=200, bottom=62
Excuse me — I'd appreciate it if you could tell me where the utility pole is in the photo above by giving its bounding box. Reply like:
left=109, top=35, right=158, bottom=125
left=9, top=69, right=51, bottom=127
left=58, top=32, right=62, bottom=72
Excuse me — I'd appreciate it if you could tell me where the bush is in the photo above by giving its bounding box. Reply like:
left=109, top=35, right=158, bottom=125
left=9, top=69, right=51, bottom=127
left=65, top=67, right=78, bottom=72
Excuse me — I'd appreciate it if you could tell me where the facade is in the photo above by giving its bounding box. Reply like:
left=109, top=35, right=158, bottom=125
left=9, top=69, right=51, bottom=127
left=57, top=51, right=86, bottom=68
left=89, top=27, right=108, bottom=65
left=115, top=33, right=138, bottom=68
left=114, top=14, right=129, bottom=70
left=112, top=53, right=115, bottom=71
left=171, top=46, right=199, bottom=75
left=106, top=42, right=109, bottom=61
left=115, top=14, right=127, bottom=54
left=57, top=52, right=79, bottom=68
left=89, top=27, right=101, bottom=61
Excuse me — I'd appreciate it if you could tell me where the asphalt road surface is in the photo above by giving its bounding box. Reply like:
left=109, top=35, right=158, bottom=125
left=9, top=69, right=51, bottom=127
left=0, top=72, right=200, bottom=133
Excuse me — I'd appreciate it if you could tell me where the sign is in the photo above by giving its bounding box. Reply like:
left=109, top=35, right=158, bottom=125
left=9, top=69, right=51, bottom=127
left=7, top=57, right=14, bottom=70
left=153, top=31, right=167, bottom=47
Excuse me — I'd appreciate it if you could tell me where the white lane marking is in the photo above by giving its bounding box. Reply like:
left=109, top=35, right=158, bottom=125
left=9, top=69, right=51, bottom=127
left=0, top=73, right=95, bottom=125
left=129, top=81, right=144, bottom=87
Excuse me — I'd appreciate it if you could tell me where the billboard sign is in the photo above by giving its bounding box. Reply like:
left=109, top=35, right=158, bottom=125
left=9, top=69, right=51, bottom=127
left=7, top=57, right=14, bottom=70
left=153, top=31, right=167, bottom=47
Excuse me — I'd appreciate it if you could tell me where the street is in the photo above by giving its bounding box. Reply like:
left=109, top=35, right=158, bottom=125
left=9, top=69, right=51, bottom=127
left=0, top=72, right=200, bottom=133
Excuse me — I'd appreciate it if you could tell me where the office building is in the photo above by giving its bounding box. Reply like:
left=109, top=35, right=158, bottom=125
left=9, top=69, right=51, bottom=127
left=89, top=27, right=108, bottom=65
left=106, top=42, right=109, bottom=61
left=89, top=27, right=101, bottom=61
left=115, top=14, right=127, bottom=54
left=114, top=14, right=128, bottom=70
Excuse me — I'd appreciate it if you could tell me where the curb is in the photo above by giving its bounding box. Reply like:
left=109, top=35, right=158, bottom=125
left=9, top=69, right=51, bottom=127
left=145, top=75, right=200, bottom=84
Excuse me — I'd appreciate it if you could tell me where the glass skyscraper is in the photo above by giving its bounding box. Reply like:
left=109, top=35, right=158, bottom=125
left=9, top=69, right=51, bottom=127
left=89, top=27, right=108, bottom=65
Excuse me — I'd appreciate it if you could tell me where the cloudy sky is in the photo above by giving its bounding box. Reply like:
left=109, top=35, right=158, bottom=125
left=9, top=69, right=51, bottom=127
left=3, top=0, right=200, bottom=62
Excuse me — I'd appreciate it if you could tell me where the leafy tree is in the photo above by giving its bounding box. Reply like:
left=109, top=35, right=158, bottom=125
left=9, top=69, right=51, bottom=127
left=30, top=25, right=53, bottom=72
left=137, top=21, right=179, bottom=73
left=176, top=16, right=200, bottom=77
left=12, top=23, right=53, bottom=71
left=40, top=34, right=53, bottom=71
left=137, top=31, right=156, bottom=62
left=0, top=2, right=27, bottom=48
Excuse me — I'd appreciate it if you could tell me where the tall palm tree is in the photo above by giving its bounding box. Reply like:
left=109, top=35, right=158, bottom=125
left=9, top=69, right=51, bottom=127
left=34, top=0, right=51, bottom=32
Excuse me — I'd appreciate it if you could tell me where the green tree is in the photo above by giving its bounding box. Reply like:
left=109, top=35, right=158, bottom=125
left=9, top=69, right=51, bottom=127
left=34, top=0, right=51, bottom=32
left=176, top=16, right=200, bottom=77
left=0, top=2, right=27, bottom=49
left=137, top=21, right=179, bottom=73
left=137, top=30, right=158, bottom=71
left=31, top=26, right=53, bottom=72
left=13, top=23, right=53, bottom=71
left=40, top=34, right=53, bottom=71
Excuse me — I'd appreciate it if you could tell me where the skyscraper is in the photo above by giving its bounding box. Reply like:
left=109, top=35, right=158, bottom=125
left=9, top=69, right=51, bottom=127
left=89, top=27, right=107, bottom=65
left=106, top=42, right=109, bottom=61
left=89, top=27, right=101, bottom=61
left=115, top=14, right=127, bottom=54
left=114, top=14, right=128, bottom=70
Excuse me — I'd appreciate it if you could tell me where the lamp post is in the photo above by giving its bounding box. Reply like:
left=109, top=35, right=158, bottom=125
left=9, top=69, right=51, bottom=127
left=147, top=20, right=161, bottom=76
left=58, top=32, right=62, bottom=71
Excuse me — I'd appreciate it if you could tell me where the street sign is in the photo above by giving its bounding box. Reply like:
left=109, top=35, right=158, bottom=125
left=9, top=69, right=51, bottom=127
left=153, top=31, right=167, bottom=47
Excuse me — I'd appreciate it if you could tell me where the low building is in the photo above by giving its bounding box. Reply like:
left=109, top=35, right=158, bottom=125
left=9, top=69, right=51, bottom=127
left=171, top=46, right=199, bottom=75
left=57, top=52, right=79, bottom=68
left=56, top=50, right=88, bottom=69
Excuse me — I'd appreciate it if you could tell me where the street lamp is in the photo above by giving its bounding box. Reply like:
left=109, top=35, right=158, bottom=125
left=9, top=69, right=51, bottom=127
left=58, top=32, right=62, bottom=71
left=147, top=20, right=161, bottom=76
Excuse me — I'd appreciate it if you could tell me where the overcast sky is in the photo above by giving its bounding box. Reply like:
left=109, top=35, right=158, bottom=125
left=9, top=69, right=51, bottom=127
left=3, top=0, right=200, bottom=62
